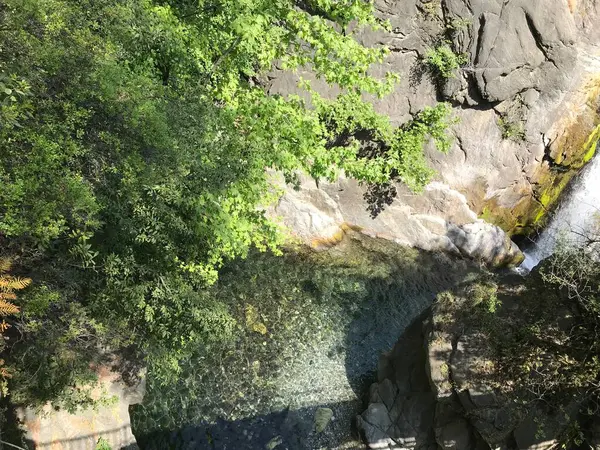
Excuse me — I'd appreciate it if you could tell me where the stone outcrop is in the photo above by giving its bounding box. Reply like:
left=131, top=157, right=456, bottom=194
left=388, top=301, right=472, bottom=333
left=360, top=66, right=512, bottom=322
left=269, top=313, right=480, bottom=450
left=268, top=0, right=600, bottom=264
left=271, top=174, right=523, bottom=266
left=356, top=317, right=438, bottom=450
left=358, top=271, right=588, bottom=450
left=18, top=365, right=145, bottom=450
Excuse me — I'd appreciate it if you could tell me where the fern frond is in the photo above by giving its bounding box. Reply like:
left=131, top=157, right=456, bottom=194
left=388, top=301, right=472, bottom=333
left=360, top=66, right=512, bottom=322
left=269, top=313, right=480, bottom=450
left=0, top=259, right=12, bottom=275
left=0, top=276, right=11, bottom=291
left=0, top=292, right=17, bottom=301
left=0, top=321, right=9, bottom=333
left=0, top=367, right=12, bottom=379
left=0, top=300, right=19, bottom=316
left=10, top=277, right=31, bottom=290
left=0, top=275, right=31, bottom=292
left=0, top=276, right=14, bottom=292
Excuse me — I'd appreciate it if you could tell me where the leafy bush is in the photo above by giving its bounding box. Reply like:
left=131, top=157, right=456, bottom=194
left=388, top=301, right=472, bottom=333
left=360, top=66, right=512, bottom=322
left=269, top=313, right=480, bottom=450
left=468, top=281, right=501, bottom=313
left=421, top=1, right=441, bottom=19
left=95, top=438, right=112, bottom=450
left=498, top=117, right=526, bottom=141
left=425, top=43, right=468, bottom=79
left=0, top=0, right=456, bottom=409
left=494, top=244, right=600, bottom=420
left=446, top=18, right=472, bottom=32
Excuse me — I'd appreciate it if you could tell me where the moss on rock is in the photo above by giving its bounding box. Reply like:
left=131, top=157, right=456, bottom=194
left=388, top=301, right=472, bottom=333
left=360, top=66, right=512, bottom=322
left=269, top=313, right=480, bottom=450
left=478, top=89, right=600, bottom=236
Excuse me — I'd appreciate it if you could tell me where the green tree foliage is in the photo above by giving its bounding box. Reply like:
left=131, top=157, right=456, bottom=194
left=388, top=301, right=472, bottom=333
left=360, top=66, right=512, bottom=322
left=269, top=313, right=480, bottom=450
left=535, top=244, right=600, bottom=413
left=0, top=0, right=455, bottom=406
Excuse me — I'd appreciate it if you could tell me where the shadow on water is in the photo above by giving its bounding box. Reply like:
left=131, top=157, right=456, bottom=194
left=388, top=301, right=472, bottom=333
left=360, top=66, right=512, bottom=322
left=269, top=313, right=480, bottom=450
left=134, top=401, right=361, bottom=450
left=342, top=248, right=470, bottom=396
left=129, top=234, right=477, bottom=450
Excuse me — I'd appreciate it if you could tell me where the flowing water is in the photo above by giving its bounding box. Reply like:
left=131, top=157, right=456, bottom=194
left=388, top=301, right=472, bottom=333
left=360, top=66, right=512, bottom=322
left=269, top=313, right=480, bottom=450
left=520, top=154, right=600, bottom=271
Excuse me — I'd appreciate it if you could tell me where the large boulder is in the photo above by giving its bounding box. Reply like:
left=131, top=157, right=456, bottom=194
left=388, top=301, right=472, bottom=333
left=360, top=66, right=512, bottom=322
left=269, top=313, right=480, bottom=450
left=360, top=270, right=592, bottom=450
left=18, top=365, right=145, bottom=450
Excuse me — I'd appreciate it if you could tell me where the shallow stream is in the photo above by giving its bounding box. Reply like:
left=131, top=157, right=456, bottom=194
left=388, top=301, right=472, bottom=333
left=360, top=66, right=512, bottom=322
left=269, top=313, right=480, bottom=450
left=131, top=233, right=476, bottom=449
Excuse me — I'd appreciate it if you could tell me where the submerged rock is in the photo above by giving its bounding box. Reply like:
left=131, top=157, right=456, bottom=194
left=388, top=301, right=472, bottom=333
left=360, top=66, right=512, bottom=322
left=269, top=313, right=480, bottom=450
left=314, top=407, right=334, bottom=434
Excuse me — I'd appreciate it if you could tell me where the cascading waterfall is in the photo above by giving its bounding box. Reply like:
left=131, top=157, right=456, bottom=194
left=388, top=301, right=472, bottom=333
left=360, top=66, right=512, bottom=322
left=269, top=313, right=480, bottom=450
left=520, top=154, right=600, bottom=271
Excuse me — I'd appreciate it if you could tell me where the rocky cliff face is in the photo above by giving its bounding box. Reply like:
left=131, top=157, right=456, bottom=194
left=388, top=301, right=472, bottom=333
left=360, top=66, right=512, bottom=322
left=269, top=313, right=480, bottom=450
left=268, top=0, right=600, bottom=266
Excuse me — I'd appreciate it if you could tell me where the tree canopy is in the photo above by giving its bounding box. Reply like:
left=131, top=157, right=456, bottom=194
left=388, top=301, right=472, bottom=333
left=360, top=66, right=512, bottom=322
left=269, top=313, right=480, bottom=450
left=0, top=0, right=454, bottom=407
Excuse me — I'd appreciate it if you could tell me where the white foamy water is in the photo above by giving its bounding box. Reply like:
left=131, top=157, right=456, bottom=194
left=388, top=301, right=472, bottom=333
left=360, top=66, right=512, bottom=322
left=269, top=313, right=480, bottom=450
left=520, top=154, right=600, bottom=272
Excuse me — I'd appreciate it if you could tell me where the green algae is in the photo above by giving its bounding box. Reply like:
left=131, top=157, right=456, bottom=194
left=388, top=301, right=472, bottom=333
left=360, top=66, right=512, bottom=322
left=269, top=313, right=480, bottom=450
left=582, top=124, right=600, bottom=164
left=480, top=118, right=600, bottom=236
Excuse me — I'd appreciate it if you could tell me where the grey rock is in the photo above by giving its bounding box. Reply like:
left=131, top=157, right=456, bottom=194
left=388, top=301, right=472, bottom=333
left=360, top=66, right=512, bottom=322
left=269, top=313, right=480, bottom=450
left=266, top=435, right=283, bottom=450
left=393, top=393, right=436, bottom=434
left=359, top=320, right=439, bottom=450
left=434, top=399, right=474, bottom=450
left=18, top=365, right=143, bottom=449
left=522, top=89, right=540, bottom=106
left=267, top=0, right=600, bottom=267
left=270, top=173, right=523, bottom=267
left=445, top=0, right=576, bottom=102
left=493, top=409, right=513, bottom=432
left=378, top=352, right=395, bottom=383
left=314, top=407, right=334, bottom=434
left=435, top=418, right=473, bottom=450
left=450, top=334, right=497, bottom=394
left=456, top=390, right=476, bottom=413
left=513, top=416, right=557, bottom=450
left=358, top=403, right=395, bottom=448
left=426, top=332, right=453, bottom=398
left=370, top=382, right=384, bottom=404
left=468, top=387, right=497, bottom=409
left=468, top=407, right=519, bottom=447
left=379, top=378, right=399, bottom=411
left=446, top=222, right=523, bottom=266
